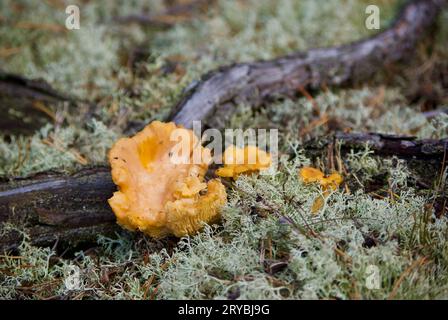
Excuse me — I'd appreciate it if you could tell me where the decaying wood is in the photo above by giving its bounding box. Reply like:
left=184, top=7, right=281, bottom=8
left=335, top=132, right=448, bottom=160
left=170, top=0, right=446, bottom=129
left=306, top=132, right=448, bottom=161
left=0, top=0, right=446, bottom=251
left=0, top=167, right=118, bottom=251
left=0, top=71, right=74, bottom=135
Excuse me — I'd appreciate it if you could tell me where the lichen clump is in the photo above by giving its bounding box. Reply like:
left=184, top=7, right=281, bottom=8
left=108, top=121, right=227, bottom=238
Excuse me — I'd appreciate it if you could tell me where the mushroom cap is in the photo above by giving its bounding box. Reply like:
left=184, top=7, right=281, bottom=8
left=299, top=167, right=343, bottom=190
left=299, top=167, right=343, bottom=214
left=108, top=121, right=227, bottom=238
left=215, top=145, right=272, bottom=179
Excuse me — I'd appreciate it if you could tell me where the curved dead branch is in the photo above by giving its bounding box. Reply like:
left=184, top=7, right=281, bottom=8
left=0, top=71, right=94, bottom=135
left=0, top=71, right=73, bottom=135
left=171, top=0, right=446, bottom=128
left=0, top=0, right=446, bottom=251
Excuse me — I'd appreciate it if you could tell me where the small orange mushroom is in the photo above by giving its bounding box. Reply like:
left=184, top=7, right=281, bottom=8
left=108, top=121, right=227, bottom=238
left=215, top=145, right=272, bottom=179
left=299, top=167, right=343, bottom=214
left=299, top=167, right=325, bottom=184
left=299, top=167, right=343, bottom=191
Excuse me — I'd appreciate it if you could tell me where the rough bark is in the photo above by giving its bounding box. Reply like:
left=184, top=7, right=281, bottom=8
left=0, top=0, right=446, bottom=251
left=0, top=167, right=118, bottom=251
left=170, top=0, right=446, bottom=129
left=335, top=132, right=448, bottom=160
left=304, top=132, right=448, bottom=161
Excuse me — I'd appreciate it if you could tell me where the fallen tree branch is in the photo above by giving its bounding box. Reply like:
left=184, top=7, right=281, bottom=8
left=0, top=167, right=118, bottom=251
left=304, top=132, right=448, bottom=160
left=0, top=71, right=70, bottom=101
left=170, top=0, right=447, bottom=128
left=0, top=71, right=97, bottom=136
left=335, top=132, right=448, bottom=160
left=1, top=0, right=446, bottom=251
left=0, top=71, right=74, bottom=134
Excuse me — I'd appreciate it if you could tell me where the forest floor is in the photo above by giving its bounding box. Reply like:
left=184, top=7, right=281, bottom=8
left=1, top=0, right=448, bottom=299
